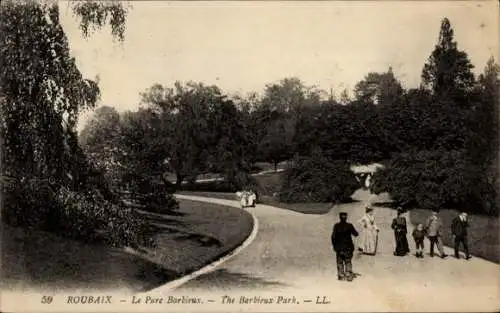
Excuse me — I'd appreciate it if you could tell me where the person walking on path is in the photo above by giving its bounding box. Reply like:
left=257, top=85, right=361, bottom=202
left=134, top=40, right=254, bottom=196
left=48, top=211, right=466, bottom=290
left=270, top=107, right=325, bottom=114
left=426, top=209, right=448, bottom=259
left=358, top=206, right=379, bottom=255
left=364, top=173, right=372, bottom=190
left=331, top=212, right=359, bottom=282
left=451, top=212, right=471, bottom=260
left=391, top=207, right=410, bottom=256
left=412, top=223, right=426, bottom=258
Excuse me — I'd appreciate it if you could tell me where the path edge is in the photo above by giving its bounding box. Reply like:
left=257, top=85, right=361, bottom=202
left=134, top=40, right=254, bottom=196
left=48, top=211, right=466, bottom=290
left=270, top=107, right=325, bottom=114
left=138, top=195, right=259, bottom=294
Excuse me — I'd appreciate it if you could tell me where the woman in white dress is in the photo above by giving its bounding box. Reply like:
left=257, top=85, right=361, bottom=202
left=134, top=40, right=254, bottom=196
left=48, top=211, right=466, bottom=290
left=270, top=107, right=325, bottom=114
left=239, top=191, right=249, bottom=208
left=358, top=206, right=379, bottom=255
left=248, top=190, right=256, bottom=207
left=364, top=173, right=372, bottom=190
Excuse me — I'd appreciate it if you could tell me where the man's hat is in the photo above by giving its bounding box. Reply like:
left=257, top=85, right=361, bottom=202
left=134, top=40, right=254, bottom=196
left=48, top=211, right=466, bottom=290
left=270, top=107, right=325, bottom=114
left=339, top=212, right=348, bottom=218
left=365, top=206, right=373, bottom=213
left=397, top=206, right=404, bottom=214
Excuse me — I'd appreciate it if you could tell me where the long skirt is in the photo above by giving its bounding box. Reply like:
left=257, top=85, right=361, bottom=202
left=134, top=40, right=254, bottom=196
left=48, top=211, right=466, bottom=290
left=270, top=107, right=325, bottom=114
left=359, top=229, right=378, bottom=255
left=240, top=195, right=249, bottom=208
left=394, top=231, right=410, bottom=256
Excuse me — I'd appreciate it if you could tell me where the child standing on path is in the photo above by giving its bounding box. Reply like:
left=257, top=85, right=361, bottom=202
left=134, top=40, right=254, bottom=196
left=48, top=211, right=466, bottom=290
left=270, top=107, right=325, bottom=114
left=412, top=223, right=426, bottom=258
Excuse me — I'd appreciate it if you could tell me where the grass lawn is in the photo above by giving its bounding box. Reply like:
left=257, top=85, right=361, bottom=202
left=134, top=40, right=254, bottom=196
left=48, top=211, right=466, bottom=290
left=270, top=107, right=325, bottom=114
left=179, top=170, right=334, bottom=215
left=1, top=224, right=175, bottom=293
left=136, top=199, right=253, bottom=276
left=409, top=208, right=499, bottom=263
left=165, top=161, right=289, bottom=183
left=178, top=190, right=333, bottom=215
left=1, top=199, right=253, bottom=292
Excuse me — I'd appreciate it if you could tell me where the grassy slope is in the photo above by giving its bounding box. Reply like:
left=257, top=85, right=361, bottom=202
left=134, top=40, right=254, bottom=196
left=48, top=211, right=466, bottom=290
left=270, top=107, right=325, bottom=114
left=1, top=199, right=253, bottom=292
left=1, top=224, right=176, bottom=293
left=135, top=199, right=253, bottom=275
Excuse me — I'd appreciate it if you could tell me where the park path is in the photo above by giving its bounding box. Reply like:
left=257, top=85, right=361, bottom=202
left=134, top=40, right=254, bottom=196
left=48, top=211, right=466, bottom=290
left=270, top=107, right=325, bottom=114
left=172, top=190, right=499, bottom=312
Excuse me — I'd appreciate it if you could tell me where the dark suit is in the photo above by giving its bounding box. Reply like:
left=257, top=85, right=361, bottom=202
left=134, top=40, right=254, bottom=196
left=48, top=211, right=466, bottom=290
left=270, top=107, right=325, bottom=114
left=331, top=221, right=359, bottom=279
left=451, top=216, right=470, bottom=258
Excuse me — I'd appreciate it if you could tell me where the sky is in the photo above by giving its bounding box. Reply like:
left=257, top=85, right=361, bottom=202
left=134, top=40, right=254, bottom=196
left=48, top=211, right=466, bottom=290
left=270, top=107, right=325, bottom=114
left=58, top=1, right=499, bottom=130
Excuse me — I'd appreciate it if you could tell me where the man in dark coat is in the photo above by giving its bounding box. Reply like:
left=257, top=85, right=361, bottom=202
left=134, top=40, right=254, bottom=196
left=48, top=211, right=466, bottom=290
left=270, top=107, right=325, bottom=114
left=451, top=212, right=471, bottom=260
left=331, top=212, right=359, bottom=281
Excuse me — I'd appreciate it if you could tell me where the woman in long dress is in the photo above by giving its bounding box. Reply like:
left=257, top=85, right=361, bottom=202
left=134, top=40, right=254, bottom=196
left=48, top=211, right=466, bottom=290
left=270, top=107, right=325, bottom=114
left=391, top=207, right=410, bottom=256
left=358, top=206, right=379, bottom=255
left=364, top=174, right=372, bottom=190
left=237, top=191, right=249, bottom=208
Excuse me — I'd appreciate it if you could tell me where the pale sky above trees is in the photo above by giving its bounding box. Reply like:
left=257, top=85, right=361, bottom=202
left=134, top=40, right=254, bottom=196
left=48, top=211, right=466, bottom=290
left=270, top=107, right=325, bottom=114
left=58, top=1, right=499, bottom=129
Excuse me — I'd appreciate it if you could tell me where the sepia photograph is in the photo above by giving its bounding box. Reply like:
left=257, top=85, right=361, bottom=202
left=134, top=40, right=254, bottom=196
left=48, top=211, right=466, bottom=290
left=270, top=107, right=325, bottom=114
left=0, top=0, right=499, bottom=312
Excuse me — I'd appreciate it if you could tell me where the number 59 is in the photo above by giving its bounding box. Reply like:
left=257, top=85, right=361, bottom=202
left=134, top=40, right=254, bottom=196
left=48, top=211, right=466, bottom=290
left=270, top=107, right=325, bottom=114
left=41, top=296, right=53, bottom=304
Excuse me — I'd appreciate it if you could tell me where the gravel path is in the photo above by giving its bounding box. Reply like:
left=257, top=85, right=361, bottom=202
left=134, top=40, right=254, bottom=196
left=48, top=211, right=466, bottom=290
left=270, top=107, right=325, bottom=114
left=172, top=190, right=499, bottom=312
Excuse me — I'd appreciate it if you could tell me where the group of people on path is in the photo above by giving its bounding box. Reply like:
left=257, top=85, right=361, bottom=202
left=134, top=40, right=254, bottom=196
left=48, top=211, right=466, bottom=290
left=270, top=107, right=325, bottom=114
left=236, top=190, right=258, bottom=208
left=330, top=206, right=471, bottom=282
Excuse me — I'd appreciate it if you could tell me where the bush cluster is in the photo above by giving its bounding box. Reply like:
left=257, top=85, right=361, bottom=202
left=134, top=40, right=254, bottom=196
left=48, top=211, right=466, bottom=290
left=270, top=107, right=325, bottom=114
left=56, top=187, right=154, bottom=248
left=129, top=180, right=180, bottom=214
left=1, top=177, right=155, bottom=248
left=371, top=150, right=497, bottom=215
left=279, top=154, right=358, bottom=203
left=1, top=177, right=55, bottom=228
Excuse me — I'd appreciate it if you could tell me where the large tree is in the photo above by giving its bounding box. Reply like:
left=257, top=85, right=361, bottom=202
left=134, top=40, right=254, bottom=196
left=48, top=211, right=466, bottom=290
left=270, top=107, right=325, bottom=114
left=472, top=57, right=500, bottom=165
left=0, top=1, right=160, bottom=248
left=261, top=77, right=323, bottom=115
left=463, top=57, right=500, bottom=212
left=254, top=77, right=323, bottom=164
left=258, top=113, right=295, bottom=171
left=206, top=99, right=253, bottom=188
left=0, top=0, right=127, bottom=186
left=118, top=108, right=172, bottom=190
left=140, top=81, right=227, bottom=187
left=353, top=67, right=404, bottom=106
left=79, top=106, right=121, bottom=164
left=421, top=17, right=475, bottom=104
left=231, top=92, right=262, bottom=166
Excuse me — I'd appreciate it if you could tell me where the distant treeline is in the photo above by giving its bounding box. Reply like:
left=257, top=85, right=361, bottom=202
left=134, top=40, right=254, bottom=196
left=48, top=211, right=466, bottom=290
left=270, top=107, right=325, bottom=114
left=80, top=18, right=498, bottom=214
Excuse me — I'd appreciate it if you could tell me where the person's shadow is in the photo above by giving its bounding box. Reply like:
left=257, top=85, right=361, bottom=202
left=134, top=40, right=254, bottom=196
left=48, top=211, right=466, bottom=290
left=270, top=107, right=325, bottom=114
left=352, top=272, right=362, bottom=279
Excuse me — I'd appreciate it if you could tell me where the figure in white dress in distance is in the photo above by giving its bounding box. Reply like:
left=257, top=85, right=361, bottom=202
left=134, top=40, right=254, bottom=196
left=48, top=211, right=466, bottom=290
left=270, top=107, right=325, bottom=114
left=236, top=190, right=257, bottom=208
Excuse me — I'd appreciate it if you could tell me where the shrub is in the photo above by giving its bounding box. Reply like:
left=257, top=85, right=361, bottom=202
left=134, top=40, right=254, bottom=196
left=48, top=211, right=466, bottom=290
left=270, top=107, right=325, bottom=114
left=371, top=150, right=497, bottom=215
left=124, top=177, right=180, bottom=214
left=279, top=153, right=358, bottom=203
left=1, top=176, right=155, bottom=248
left=1, top=176, right=57, bottom=228
left=55, top=187, right=154, bottom=248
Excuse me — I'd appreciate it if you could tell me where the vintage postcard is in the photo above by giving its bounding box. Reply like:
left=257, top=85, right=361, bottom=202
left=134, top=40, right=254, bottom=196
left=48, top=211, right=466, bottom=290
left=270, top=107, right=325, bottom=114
left=1, top=0, right=499, bottom=312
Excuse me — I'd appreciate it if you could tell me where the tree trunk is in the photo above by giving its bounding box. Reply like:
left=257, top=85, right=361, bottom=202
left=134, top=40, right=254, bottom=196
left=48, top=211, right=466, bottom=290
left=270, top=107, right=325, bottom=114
left=274, top=162, right=278, bottom=172
left=175, top=173, right=184, bottom=190
left=161, top=176, right=174, bottom=193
